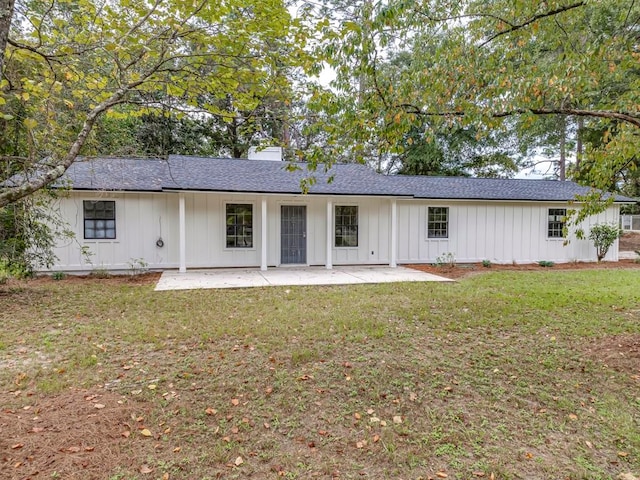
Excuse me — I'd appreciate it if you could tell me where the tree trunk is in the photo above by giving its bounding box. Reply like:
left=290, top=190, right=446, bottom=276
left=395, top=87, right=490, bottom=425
left=0, top=0, right=15, bottom=73
left=559, top=116, right=566, bottom=181
left=575, top=116, right=583, bottom=173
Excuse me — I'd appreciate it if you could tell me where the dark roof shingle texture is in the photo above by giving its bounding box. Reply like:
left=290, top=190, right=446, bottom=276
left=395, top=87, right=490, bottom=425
left=59, top=156, right=634, bottom=202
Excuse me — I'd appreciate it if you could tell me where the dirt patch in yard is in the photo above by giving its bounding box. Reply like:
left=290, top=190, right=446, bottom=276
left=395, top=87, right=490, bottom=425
left=0, top=389, right=145, bottom=480
left=583, top=334, right=640, bottom=380
left=620, top=231, right=640, bottom=252
left=408, top=259, right=640, bottom=279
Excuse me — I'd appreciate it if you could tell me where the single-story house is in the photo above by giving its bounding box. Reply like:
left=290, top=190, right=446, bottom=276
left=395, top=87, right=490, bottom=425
left=48, top=148, right=631, bottom=272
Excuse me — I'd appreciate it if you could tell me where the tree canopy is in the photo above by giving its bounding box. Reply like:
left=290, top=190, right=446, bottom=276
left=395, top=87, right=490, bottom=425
left=302, top=0, right=639, bottom=186
left=0, top=0, right=309, bottom=207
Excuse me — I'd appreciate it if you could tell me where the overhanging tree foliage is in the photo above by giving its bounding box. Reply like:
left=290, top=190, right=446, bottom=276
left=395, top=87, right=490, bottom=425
left=303, top=0, right=639, bottom=187
left=0, top=0, right=309, bottom=208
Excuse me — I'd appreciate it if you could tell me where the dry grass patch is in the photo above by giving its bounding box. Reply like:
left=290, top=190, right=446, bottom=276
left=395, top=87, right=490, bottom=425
left=0, top=270, right=639, bottom=479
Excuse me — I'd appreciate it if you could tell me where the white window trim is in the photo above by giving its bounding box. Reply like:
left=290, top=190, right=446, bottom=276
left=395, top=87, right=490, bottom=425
left=426, top=206, right=450, bottom=240
left=334, top=204, right=359, bottom=249
left=546, top=207, right=567, bottom=241
left=82, top=198, right=120, bottom=244
left=223, top=201, right=256, bottom=251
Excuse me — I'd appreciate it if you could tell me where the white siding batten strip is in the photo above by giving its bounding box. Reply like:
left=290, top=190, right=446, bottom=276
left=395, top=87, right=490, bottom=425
left=326, top=199, right=333, bottom=269
left=390, top=198, right=397, bottom=268
left=179, top=193, right=186, bottom=273
left=261, top=197, right=268, bottom=271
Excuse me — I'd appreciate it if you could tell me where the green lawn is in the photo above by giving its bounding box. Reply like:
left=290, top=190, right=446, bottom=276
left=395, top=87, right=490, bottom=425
left=1, top=270, right=639, bottom=479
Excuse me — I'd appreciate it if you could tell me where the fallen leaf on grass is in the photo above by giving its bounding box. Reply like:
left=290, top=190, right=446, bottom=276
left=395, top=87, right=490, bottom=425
left=393, top=415, right=402, bottom=424
left=121, top=431, right=131, bottom=438
left=173, top=447, right=181, bottom=453
left=67, top=446, right=81, bottom=453
left=94, top=404, right=105, bottom=409
left=354, top=412, right=361, bottom=420
left=205, top=407, right=217, bottom=415
left=231, top=398, right=240, bottom=406
left=356, top=440, right=367, bottom=449
left=436, top=472, right=448, bottom=478
left=585, top=441, right=594, bottom=449
left=162, top=473, right=169, bottom=480
left=84, top=446, right=95, bottom=452
left=234, top=456, right=243, bottom=466
left=263, top=422, right=270, bottom=429
left=472, top=473, right=485, bottom=477
left=140, top=429, right=152, bottom=437
left=140, top=464, right=153, bottom=474
left=618, top=473, right=639, bottom=480
left=373, top=434, right=380, bottom=443
left=618, top=451, right=629, bottom=457
left=568, top=413, right=578, bottom=420
left=11, top=443, right=24, bottom=450
left=32, top=427, right=44, bottom=433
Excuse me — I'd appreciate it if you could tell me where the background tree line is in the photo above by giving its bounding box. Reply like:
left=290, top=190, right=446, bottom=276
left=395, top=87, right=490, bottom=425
left=0, top=0, right=639, bottom=272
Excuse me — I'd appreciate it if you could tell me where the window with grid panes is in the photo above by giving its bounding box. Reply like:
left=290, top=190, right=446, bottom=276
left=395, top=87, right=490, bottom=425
left=427, top=207, right=449, bottom=238
left=226, top=204, right=253, bottom=248
left=83, top=201, right=116, bottom=239
left=335, top=206, right=358, bottom=247
left=547, top=208, right=566, bottom=238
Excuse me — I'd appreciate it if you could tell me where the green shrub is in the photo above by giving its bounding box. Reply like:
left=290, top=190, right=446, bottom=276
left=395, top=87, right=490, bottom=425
left=538, top=260, right=555, bottom=267
left=127, top=257, right=148, bottom=276
left=588, top=223, right=621, bottom=262
left=90, top=267, right=110, bottom=278
left=434, top=252, right=456, bottom=267
left=52, top=271, right=66, bottom=281
left=481, top=260, right=491, bottom=268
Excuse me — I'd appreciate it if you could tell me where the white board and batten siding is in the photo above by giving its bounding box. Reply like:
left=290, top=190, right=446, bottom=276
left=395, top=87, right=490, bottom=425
left=51, top=192, right=393, bottom=271
left=51, top=192, right=176, bottom=271
left=396, top=200, right=620, bottom=264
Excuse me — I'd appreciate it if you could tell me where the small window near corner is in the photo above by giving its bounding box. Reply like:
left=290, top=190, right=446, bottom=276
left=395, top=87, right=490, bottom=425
left=226, top=203, right=253, bottom=248
left=83, top=200, right=116, bottom=239
left=428, top=207, right=448, bottom=239
left=335, top=205, right=358, bottom=247
left=548, top=208, right=566, bottom=238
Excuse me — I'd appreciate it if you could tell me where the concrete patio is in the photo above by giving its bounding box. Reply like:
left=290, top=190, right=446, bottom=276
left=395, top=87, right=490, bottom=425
left=154, top=265, right=452, bottom=291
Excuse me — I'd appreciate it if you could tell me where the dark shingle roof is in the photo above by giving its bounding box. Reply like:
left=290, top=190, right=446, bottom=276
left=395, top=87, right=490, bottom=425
left=389, top=175, right=630, bottom=202
left=164, top=156, right=406, bottom=196
left=62, top=157, right=166, bottom=191
left=58, top=156, right=635, bottom=203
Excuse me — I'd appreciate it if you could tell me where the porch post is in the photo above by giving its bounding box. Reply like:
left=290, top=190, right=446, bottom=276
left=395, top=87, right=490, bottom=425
left=326, top=198, right=333, bottom=269
left=390, top=198, right=397, bottom=268
left=179, top=193, right=186, bottom=273
left=261, top=197, right=268, bottom=271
